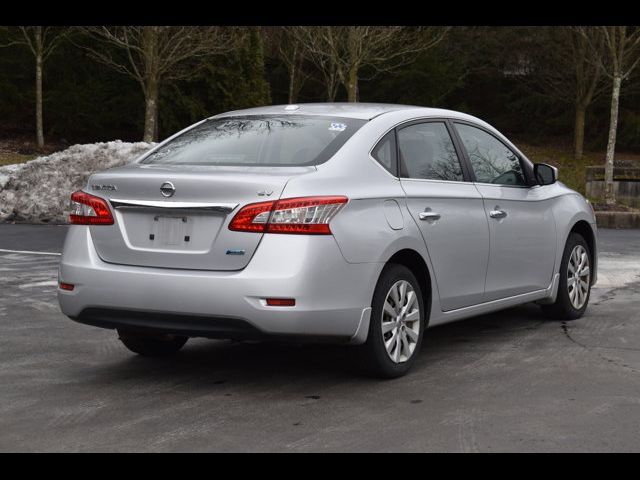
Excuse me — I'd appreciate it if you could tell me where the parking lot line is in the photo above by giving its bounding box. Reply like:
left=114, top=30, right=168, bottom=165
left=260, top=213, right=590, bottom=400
left=0, top=248, right=61, bottom=256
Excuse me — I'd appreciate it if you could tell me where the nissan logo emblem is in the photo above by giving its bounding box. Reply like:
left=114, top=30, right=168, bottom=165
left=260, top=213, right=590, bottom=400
left=160, top=181, right=176, bottom=198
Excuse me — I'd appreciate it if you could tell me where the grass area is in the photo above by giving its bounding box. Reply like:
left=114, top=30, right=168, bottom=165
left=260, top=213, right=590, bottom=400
left=517, top=143, right=604, bottom=196
left=518, top=142, right=640, bottom=211
left=0, top=152, right=37, bottom=167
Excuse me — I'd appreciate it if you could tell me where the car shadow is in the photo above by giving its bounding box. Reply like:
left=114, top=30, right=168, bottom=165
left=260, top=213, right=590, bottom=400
left=79, top=302, right=553, bottom=389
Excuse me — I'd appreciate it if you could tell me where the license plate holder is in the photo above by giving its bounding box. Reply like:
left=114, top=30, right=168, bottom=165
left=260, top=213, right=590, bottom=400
left=151, top=215, right=191, bottom=246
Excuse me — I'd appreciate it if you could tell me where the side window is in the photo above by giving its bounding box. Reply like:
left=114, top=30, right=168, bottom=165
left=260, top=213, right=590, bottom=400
left=371, top=131, right=397, bottom=175
left=397, top=122, right=464, bottom=182
left=455, top=123, right=526, bottom=186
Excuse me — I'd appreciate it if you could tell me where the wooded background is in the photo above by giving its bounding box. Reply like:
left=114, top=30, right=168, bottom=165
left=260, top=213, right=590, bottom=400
left=1, top=26, right=639, bottom=157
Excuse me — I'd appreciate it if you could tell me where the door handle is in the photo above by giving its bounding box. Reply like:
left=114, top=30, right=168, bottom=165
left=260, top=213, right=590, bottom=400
left=419, top=211, right=441, bottom=221
left=489, top=209, right=507, bottom=219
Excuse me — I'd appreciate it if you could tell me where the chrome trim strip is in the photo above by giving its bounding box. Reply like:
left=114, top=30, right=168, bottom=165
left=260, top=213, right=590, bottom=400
left=472, top=181, right=530, bottom=189
left=109, top=199, right=238, bottom=214
left=401, top=177, right=474, bottom=186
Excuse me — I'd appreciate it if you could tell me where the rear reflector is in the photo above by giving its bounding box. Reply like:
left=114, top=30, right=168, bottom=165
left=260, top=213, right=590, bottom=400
left=59, top=282, right=75, bottom=291
left=69, top=191, right=114, bottom=225
left=229, top=196, right=347, bottom=235
left=266, top=298, right=296, bottom=307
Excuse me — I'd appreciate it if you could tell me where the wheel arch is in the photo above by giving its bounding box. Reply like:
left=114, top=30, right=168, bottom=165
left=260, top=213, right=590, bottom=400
left=568, top=219, right=597, bottom=285
left=385, top=248, right=433, bottom=326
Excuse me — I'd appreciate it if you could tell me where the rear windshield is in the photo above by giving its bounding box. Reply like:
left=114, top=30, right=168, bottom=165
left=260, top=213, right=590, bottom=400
left=141, top=115, right=367, bottom=167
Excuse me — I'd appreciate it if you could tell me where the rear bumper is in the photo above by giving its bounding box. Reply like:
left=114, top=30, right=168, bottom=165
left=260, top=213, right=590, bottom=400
left=73, top=308, right=273, bottom=340
left=58, top=227, right=381, bottom=342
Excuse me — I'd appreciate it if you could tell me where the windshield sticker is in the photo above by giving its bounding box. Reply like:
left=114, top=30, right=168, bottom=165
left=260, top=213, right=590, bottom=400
left=329, top=122, right=347, bottom=132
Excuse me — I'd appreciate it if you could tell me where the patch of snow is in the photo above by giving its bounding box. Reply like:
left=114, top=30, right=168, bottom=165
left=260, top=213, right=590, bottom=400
left=0, top=173, right=10, bottom=190
left=0, top=140, right=154, bottom=223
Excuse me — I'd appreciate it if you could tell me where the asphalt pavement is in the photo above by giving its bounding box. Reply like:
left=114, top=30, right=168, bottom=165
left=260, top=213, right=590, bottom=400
left=0, top=225, right=639, bottom=452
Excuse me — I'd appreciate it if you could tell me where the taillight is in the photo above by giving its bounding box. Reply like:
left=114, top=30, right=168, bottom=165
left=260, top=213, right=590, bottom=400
left=227, top=200, right=275, bottom=233
left=229, top=196, right=347, bottom=235
left=69, top=190, right=114, bottom=225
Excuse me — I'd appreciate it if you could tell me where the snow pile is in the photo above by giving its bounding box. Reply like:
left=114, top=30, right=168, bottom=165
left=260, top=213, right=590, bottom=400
left=0, top=141, right=154, bottom=223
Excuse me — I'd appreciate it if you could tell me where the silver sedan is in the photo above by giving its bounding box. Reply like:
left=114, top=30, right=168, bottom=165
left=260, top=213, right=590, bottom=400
left=58, top=103, right=597, bottom=377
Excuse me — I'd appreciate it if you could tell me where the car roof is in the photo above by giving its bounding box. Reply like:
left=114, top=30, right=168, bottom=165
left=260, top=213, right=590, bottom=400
left=210, top=103, right=476, bottom=121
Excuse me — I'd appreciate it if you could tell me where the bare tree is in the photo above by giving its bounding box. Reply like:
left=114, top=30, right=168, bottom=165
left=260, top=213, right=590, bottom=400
left=583, top=26, right=640, bottom=205
left=532, top=27, right=607, bottom=160
left=289, top=27, right=340, bottom=101
left=571, top=27, right=607, bottom=161
left=265, top=27, right=311, bottom=104
left=295, top=26, right=449, bottom=102
left=78, top=26, right=233, bottom=141
left=1, top=26, right=68, bottom=149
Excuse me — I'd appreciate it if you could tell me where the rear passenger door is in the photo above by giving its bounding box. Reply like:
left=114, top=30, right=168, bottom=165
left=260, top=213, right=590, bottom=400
left=453, top=122, right=557, bottom=301
left=397, top=120, right=490, bottom=311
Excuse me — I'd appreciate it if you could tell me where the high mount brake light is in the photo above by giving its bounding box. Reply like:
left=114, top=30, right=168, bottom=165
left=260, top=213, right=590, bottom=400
left=69, top=191, right=114, bottom=225
left=229, top=196, right=348, bottom=235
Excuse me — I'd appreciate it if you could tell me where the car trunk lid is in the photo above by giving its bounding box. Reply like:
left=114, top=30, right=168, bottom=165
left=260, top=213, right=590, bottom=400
left=87, top=163, right=314, bottom=270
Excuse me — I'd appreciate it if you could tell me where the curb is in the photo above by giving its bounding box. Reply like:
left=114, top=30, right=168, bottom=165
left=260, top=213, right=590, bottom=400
left=595, top=212, right=640, bottom=229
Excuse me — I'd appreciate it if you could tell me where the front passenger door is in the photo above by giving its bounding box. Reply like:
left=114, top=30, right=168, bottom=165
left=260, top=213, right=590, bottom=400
left=398, top=121, right=490, bottom=311
left=454, top=122, right=557, bottom=301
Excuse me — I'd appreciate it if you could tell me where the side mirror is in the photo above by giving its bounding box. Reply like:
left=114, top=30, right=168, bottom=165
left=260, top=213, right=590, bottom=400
left=534, top=163, right=557, bottom=186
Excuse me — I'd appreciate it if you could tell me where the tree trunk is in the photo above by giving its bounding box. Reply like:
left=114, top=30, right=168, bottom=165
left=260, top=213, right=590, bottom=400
left=142, top=26, right=160, bottom=142
left=326, top=62, right=338, bottom=101
left=143, top=76, right=159, bottom=143
left=347, top=64, right=358, bottom=102
left=327, top=82, right=337, bottom=102
left=573, top=104, right=586, bottom=161
left=288, top=68, right=296, bottom=104
left=345, top=26, right=359, bottom=102
left=287, top=45, right=297, bottom=104
left=604, top=74, right=622, bottom=205
left=35, top=27, right=44, bottom=149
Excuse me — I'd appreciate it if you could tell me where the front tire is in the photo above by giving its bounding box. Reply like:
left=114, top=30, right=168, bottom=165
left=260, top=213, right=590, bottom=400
left=541, top=232, right=592, bottom=320
left=117, top=330, right=188, bottom=357
left=358, top=264, right=425, bottom=378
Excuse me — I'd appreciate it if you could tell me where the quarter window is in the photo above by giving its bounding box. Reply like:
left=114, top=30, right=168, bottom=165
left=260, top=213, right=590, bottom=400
left=397, top=122, right=464, bottom=181
left=455, top=123, right=526, bottom=186
left=371, top=131, right=397, bottom=175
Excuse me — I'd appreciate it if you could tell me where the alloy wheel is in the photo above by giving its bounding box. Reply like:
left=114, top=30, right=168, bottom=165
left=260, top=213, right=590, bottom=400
left=381, top=280, right=421, bottom=363
left=567, top=244, right=590, bottom=310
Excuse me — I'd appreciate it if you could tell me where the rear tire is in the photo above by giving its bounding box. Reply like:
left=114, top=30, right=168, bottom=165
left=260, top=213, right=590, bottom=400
left=117, top=330, right=188, bottom=357
left=541, top=232, right=592, bottom=320
left=358, top=264, right=425, bottom=378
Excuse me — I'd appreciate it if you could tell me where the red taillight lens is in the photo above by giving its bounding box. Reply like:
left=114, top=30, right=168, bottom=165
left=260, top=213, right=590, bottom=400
left=229, top=196, right=347, bottom=235
left=228, top=200, right=275, bottom=233
left=266, top=298, right=296, bottom=307
left=59, top=282, right=75, bottom=291
left=69, top=190, right=114, bottom=225
left=266, top=196, right=348, bottom=234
